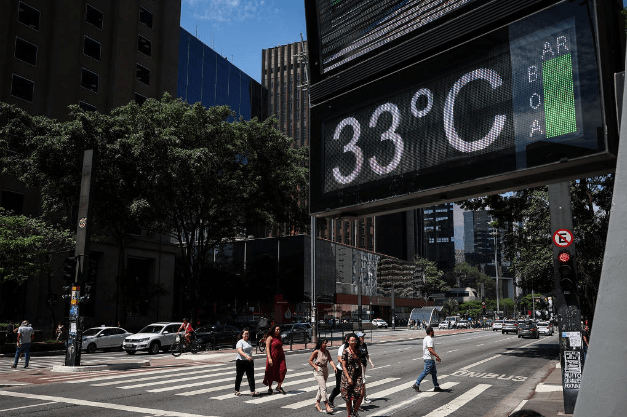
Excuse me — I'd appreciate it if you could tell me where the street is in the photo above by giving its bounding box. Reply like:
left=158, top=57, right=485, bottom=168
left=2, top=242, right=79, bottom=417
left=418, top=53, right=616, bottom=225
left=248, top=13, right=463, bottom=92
left=0, top=329, right=558, bottom=416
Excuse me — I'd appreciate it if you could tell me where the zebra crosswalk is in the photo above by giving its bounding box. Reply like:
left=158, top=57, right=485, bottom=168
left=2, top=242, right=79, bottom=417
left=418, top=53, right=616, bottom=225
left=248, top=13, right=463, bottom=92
left=0, top=354, right=144, bottom=373
left=37, top=363, right=494, bottom=415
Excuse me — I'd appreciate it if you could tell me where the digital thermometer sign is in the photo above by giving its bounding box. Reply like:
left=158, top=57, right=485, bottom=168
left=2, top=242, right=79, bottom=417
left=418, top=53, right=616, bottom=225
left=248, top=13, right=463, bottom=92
left=309, top=1, right=621, bottom=217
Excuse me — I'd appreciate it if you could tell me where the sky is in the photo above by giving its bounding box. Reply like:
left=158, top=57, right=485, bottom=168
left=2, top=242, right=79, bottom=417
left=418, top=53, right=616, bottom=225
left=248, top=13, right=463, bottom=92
left=180, top=0, right=308, bottom=83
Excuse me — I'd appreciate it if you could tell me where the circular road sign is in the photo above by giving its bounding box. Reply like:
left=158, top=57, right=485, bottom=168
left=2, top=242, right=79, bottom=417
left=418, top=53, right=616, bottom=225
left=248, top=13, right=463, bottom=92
left=553, top=229, right=573, bottom=247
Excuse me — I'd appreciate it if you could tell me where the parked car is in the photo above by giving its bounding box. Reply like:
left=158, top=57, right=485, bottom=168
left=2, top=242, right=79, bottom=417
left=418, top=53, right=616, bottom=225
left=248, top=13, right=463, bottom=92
left=518, top=321, right=539, bottom=339
left=456, top=320, right=468, bottom=328
left=537, top=321, right=554, bottom=336
left=372, top=319, right=388, bottom=328
left=280, top=323, right=312, bottom=343
left=492, top=320, right=504, bottom=331
left=195, top=324, right=241, bottom=350
left=502, top=320, right=518, bottom=334
left=82, top=326, right=131, bottom=353
left=438, top=321, right=450, bottom=330
left=123, top=322, right=182, bottom=354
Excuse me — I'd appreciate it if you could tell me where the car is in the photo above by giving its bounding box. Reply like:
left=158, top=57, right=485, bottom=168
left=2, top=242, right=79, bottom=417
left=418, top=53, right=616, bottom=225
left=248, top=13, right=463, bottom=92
left=123, top=322, right=182, bottom=354
left=537, top=321, right=554, bottom=336
left=280, top=323, right=312, bottom=343
left=456, top=320, right=468, bottom=328
left=372, top=319, right=388, bottom=328
left=502, top=320, right=518, bottom=334
left=492, top=320, right=503, bottom=331
left=438, top=321, right=450, bottom=330
left=195, top=324, right=241, bottom=350
left=82, top=326, right=131, bottom=353
left=518, top=321, right=539, bottom=338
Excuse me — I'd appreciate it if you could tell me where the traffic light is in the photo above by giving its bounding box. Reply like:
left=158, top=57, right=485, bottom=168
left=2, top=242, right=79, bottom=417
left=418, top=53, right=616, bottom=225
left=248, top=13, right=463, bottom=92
left=557, top=249, right=575, bottom=293
left=482, top=301, right=486, bottom=315
left=81, top=282, right=94, bottom=303
left=63, top=256, right=77, bottom=284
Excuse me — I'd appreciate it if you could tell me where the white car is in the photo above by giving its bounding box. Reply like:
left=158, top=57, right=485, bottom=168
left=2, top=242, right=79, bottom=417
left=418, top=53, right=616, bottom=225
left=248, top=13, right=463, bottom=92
left=457, top=321, right=468, bottom=328
left=123, top=322, right=182, bottom=355
left=82, top=326, right=131, bottom=353
left=492, top=320, right=504, bottom=331
left=537, top=321, right=554, bottom=336
left=438, top=322, right=450, bottom=329
left=372, top=319, right=388, bottom=328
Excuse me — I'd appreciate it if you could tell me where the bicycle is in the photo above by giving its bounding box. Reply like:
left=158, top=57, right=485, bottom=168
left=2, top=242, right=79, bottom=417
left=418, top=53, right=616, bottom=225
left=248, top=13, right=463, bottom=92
left=256, top=332, right=267, bottom=353
left=170, top=332, right=199, bottom=357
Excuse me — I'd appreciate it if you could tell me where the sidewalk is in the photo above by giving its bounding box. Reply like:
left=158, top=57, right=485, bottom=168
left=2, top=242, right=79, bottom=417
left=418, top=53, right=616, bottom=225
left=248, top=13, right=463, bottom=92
left=508, top=362, right=569, bottom=417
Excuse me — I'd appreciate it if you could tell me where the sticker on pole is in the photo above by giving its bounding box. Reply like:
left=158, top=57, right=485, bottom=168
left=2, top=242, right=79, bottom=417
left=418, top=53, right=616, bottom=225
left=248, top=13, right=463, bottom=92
left=553, top=229, right=573, bottom=247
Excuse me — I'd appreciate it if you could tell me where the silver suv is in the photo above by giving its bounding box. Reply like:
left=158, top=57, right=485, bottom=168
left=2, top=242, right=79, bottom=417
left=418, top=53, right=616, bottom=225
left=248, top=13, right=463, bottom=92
left=501, top=320, right=518, bottom=334
left=123, top=322, right=182, bottom=354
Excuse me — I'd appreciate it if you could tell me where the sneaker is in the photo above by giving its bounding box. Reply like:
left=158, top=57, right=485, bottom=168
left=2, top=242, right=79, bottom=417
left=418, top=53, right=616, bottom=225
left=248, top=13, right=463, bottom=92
left=328, top=402, right=335, bottom=408
left=24, top=365, right=29, bottom=369
left=433, top=387, right=443, bottom=392
left=11, top=364, right=17, bottom=369
left=363, top=398, right=372, bottom=404
left=412, top=384, right=420, bottom=392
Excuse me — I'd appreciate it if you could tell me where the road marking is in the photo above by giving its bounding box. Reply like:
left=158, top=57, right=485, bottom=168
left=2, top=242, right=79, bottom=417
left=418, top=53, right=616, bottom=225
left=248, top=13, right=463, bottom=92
left=460, top=355, right=501, bottom=370
left=511, top=399, right=528, bottom=413
left=242, top=376, right=326, bottom=404
left=447, top=349, right=459, bottom=353
left=535, top=384, right=562, bottom=393
left=119, top=368, right=257, bottom=389
left=423, top=384, right=491, bottom=417
left=96, top=367, right=234, bottom=387
left=65, top=363, right=222, bottom=383
left=0, top=401, right=56, bottom=412
left=369, top=381, right=459, bottom=416
left=280, top=377, right=400, bottom=409
left=477, top=344, right=484, bottom=347
left=0, top=390, right=217, bottom=417
left=175, top=371, right=312, bottom=396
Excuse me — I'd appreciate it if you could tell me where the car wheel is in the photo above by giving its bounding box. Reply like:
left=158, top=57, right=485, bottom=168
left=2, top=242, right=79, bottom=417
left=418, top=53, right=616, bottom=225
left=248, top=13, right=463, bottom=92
left=126, top=350, right=136, bottom=355
left=149, top=342, right=160, bottom=354
left=86, top=343, right=97, bottom=354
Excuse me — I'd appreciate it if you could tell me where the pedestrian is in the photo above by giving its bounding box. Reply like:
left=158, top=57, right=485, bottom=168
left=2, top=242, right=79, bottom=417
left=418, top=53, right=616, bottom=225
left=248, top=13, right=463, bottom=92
left=12, top=320, right=34, bottom=369
left=309, top=338, right=337, bottom=413
left=55, top=322, right=65, bottom=341
left=328, top=333, right=350, bottom=408
left=234, top=329, right=259, bottom=397
left=357, top=332, right=374, bottom=404
left=5, top=320, right=15, bottom=344
left=340, top=333, right=363, bottom=417
left=412, top=326, right=442, bottom=392
left=582, top=324, right=590, bottom=362
left=263, top=324, right=287, bottom=394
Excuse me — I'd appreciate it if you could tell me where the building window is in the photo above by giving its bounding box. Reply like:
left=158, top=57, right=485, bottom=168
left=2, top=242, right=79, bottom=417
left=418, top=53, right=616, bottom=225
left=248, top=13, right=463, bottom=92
left=134, top=93, right=147, bottom=105
left=83, top=36, right=101, bottom=61
left=14, top=37, right=37, bottom=66
left=138, top=35, right=151, bottom=57
left=11, top=74, right=34, bottom=102
left=81, top=68, right=99, bottom=93
left=85, top=4, right=103, bottom=29
left=18, top=2, right=40, bottom=31
left=1, top=190, right=25, bottom=214
left=139, top=7, right=153, bottom=28
left=79, top=101, right=97, bottom=111
left=136, top=64, right=150, bottom=85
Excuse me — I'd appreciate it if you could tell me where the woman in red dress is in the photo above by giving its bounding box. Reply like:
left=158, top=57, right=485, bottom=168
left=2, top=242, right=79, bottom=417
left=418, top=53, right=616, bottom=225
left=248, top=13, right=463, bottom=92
left=263, top=324, right=287, bottom=394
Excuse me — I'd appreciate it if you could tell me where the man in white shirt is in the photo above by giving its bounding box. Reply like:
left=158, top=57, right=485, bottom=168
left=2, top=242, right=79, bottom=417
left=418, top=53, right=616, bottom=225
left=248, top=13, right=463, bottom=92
left=412, top=326, right=442, bottom=392
left=12, top=320, right=34, bottom=369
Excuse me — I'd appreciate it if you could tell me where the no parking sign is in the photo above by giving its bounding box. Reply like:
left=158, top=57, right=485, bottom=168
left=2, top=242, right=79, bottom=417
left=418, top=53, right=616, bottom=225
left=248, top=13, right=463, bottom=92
left=553, top=229, right=574, bottom=247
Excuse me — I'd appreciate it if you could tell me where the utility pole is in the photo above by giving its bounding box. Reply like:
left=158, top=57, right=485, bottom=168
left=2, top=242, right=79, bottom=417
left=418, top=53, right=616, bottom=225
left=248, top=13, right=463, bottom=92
left=65, top=150, right=95, bottom=367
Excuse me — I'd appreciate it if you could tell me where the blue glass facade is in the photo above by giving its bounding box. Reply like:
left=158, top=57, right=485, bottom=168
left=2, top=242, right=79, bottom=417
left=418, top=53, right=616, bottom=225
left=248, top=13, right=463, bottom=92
left=178, top=28, right=268, bottom=121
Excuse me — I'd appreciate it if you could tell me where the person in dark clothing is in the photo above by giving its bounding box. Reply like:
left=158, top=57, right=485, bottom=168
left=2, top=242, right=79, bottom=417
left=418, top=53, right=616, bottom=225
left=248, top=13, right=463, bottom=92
left=5, top=321, right=15, bottom=344
left=357, top=332, right=375, bottom=404
left=328, top=334, right=350, bottom=408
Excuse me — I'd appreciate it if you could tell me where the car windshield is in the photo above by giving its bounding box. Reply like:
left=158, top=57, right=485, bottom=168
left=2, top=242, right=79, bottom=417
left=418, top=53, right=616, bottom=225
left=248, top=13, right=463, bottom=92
left=82, top=328, right=101, bottom=336
left=196, top=326, right=217, bottom=333
left=280, top=325, right=296, bottom=331
left=138, top=325, right=164, bottom=334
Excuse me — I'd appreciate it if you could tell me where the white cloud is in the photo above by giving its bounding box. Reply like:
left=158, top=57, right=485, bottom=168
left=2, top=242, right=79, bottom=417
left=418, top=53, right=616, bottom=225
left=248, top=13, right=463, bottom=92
left=185, top=0, right=269, bottom=23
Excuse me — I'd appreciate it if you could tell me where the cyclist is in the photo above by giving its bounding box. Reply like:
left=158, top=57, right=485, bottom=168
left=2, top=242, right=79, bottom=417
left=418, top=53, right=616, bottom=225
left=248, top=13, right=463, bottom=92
left=178, top=318, right=194, bottom=347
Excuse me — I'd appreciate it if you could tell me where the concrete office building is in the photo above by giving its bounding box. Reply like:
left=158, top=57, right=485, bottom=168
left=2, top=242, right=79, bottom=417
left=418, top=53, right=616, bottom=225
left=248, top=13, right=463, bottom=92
left=0, top=0, right=181, bottom=328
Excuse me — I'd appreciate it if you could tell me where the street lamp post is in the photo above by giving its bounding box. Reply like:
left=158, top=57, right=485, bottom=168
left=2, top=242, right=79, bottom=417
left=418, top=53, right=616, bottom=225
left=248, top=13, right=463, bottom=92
left=492, top=230, right=500, bottom=317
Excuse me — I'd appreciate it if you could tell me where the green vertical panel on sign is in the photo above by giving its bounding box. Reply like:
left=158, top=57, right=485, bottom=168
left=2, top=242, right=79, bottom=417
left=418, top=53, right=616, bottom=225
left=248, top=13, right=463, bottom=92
left=542, top=53, right=577, bottom=138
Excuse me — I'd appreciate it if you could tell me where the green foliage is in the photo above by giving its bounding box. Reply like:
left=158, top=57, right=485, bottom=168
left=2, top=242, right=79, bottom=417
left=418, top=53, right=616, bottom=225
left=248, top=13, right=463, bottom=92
left=0, top=208, right=75, bottom=283
left=453, top=263, right=494, bottom=297
left=414, top=256, right=449, bottom=300
left=459, top=177, right=611, bottom=318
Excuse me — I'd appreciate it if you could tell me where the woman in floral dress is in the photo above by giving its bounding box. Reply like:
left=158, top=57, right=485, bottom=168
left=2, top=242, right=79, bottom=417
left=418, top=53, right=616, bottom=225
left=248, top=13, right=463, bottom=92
left=340, top=333, right=363, bottom=417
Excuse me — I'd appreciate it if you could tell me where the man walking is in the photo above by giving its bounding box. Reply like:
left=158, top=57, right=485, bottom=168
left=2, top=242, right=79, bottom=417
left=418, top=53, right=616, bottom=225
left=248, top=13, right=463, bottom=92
left=12, top=321, right=34, bottom=369
left=412, top=326, right=442, bottom=392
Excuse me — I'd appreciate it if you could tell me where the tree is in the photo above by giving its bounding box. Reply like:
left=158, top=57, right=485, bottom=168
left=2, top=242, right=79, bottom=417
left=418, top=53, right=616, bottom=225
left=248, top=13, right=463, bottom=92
left=110, top=96, right=309, bottom=319
left=414, top=256, right=449, bottom=300
left=0, top=208, right=75, bottom=321
left=453, top=262, right=494, bottom=298
left=459, top=177, right=611, bottom=319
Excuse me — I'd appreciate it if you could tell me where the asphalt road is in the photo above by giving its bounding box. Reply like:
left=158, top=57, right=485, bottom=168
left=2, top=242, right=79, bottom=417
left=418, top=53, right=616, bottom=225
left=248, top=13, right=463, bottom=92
left=0, top=330, right=559, bottom=417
